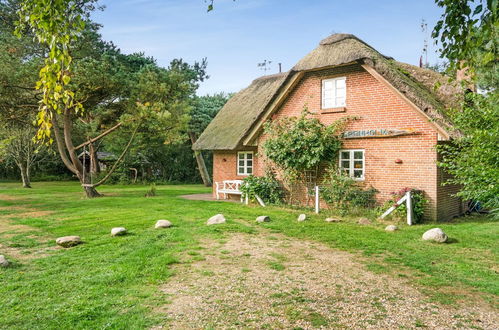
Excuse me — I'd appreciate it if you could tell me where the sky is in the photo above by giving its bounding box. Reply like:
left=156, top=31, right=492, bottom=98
left=91, top=0, right=446, bottom=96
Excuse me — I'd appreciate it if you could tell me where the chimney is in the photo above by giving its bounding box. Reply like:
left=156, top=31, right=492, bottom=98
left=278, top=63, right=282, bottom=73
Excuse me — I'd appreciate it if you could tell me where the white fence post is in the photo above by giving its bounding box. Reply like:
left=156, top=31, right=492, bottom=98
left=314, top=185, right=320, bottom=214
left=406, top=190, right=413, bottom=226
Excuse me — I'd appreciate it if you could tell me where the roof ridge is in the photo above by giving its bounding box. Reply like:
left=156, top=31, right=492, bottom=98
left=252, top=71, right=289, bottom=82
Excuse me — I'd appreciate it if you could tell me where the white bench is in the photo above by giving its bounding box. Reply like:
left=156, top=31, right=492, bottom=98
left=215, top=180, right=244, bottom=201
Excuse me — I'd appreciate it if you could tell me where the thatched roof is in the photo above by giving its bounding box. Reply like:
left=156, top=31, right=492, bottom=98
left=194, top=34, right=460, bottom=151
left=193, top=72, right=289, bottom=150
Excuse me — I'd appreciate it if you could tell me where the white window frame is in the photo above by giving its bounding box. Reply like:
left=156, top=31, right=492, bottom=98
left=339, top=149, right=365, bottom=181
left=322, top=77, right=346, bottom=109
left=237, top=151, right=253, bottom=176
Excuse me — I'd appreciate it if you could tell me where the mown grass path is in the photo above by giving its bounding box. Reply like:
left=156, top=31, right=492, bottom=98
left=0, top=182, right=497, bottom=329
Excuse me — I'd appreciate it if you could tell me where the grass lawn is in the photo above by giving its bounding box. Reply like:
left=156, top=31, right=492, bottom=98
left=0, top=181, right=497, bottom=329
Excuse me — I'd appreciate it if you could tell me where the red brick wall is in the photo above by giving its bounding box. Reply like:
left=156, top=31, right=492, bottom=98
left=212, top=64, right=462, bottom=220
left=212, top=149, right=257, bottom=199
left=258, top=64, right=441, bottom=220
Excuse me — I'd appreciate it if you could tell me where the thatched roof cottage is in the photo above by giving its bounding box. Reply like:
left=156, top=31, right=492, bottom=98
left=194, top=34, right=464, bottom=221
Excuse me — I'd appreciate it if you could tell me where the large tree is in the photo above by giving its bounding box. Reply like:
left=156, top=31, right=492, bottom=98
left=433, top=0, right=498, bottom=215
left=14, top=0, right=207, bottom=197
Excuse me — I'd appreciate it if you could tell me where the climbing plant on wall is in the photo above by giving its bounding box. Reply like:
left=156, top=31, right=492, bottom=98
left=262, top=109, right=350, bottom=182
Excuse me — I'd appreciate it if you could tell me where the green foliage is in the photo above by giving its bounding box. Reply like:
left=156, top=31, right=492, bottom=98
left=240, top=172, right=284, bottom=205
left=432, top=0, right=498, bottom=217
left=144, top=183, right=157, bottom=197
left=189, top=93, right=230, bottom=135
left=321, top=167, right=378, bottom=215
left=433, top=0, right=497, bottom=88
left=389, top=188, right=429, bottom=224
left=263, top=109, right=349, bottom=180
left=438, top=92, right=499, bottom=215
left=16, top=0, right=98, bottom=141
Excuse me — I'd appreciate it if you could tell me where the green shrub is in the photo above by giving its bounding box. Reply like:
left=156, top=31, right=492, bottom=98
left=144, top=183, right=157, bottom=197
left=321, top=167, right=377, bottom=215
left=240, top=172, right=284, bottom=205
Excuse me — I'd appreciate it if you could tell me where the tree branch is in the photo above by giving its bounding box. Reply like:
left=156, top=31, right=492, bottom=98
left=92, top=124, right=140, bottom=187
left=74, top=122, right=122, bottom=150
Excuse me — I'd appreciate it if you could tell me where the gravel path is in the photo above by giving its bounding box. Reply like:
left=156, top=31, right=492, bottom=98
left=157, top=232, right=497, bottom=329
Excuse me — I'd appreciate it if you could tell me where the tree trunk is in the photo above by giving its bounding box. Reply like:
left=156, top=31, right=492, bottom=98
left=82, top=172, right=102, bottom=198
left=189, top=132, right=212, bottom=187
left=19, top=163, right=31, bottom=188
left=89, top=142, right=100, bottom=174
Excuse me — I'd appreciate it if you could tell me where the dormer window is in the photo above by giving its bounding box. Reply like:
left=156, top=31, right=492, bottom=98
left=322, top=77, right=346, bottom=109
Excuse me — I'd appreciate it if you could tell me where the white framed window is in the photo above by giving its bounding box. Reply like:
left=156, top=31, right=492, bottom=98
left=339, top=149, right=364, bottom=180
left=322, top=77, right=346, bottom=109
left=237, top=151, right=253, bottom=176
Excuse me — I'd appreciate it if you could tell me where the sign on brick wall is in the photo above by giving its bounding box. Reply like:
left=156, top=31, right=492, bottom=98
left=342, top=128, right=416, bottom=139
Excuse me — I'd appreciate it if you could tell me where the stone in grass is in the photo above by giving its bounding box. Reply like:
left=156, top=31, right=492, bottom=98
left=207, top=214, right=226, bottom=225
left=422, top=228, right=448, bottom=243
left=111, top=227, right=127, bottom=236
left=256, top=216, right=270, bottom=223
left=0, top=255, right=9, bottom=268
left=56, top=235, right=82, bottom=248
left=358, top=217, right=372, bottom=225
left=385, top=225, right=398, bottom=232
left=325, top=217, right=341, bottom=223
left=297, top=214, right=307, bottom=222
left=155, top=220, right=172, bottom=229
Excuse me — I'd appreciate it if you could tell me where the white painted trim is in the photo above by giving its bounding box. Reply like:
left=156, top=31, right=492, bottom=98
left=322, top=76, right=346, bottom=109
left=339, top=149, right=365, bottom=181
left=237, top=151, right=254, bottom=176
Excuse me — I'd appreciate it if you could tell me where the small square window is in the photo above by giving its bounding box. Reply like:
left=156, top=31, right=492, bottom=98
left=339, top=150, right=364, bottom=180
left=322, top=77, right=346, bottom=109
left=237, top=152, right=254, bottom=176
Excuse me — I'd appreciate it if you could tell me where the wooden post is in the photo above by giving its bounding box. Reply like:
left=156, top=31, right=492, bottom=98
left=314, top=186, right=320, bottom=214
left=380, top=194, right=408, bottom=219
left=406, top=190, right=413, bottom=225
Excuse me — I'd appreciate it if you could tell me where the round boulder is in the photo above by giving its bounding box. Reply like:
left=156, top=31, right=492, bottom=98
left=422, top=228, right=448, bottom=243
left=56, top=235, right=82, bottom=248
left=297, top=214, right=307, bottom=222
left=385, top=225, right=398, bottom=232
left=111, top=227, right=127, bottom=236
left=0, top=255, right=9, bottom=268
left=256, top=216, right=271, bottom=223
left=325, top=217, right=341, bottom=223
left=155, top=220, right=172, bottom=229
left=358, top=217, right=372, bottom=225
left=207, top=214, right=226, bottom=225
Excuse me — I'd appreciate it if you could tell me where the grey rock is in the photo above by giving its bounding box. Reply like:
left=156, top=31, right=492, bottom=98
left=358, top=217, right=372, bottom=225
left=207, top=214, right=226, bottom=225
left=297, top=214, right=307, bottom=222
left=325, top=217, right=341, bottom=223
left=422, top=228, right=448, bottom=243
left=111, top=227, right=127, bottom=236
left=0, top=255, right=9, bottom=268
left=56, top=235, right=82, bottom=248
left=155, top=220, right=172, bottom=228
left=256, top=216, right=271, bottom=223
left=385, top=225, right=399, bottom=232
